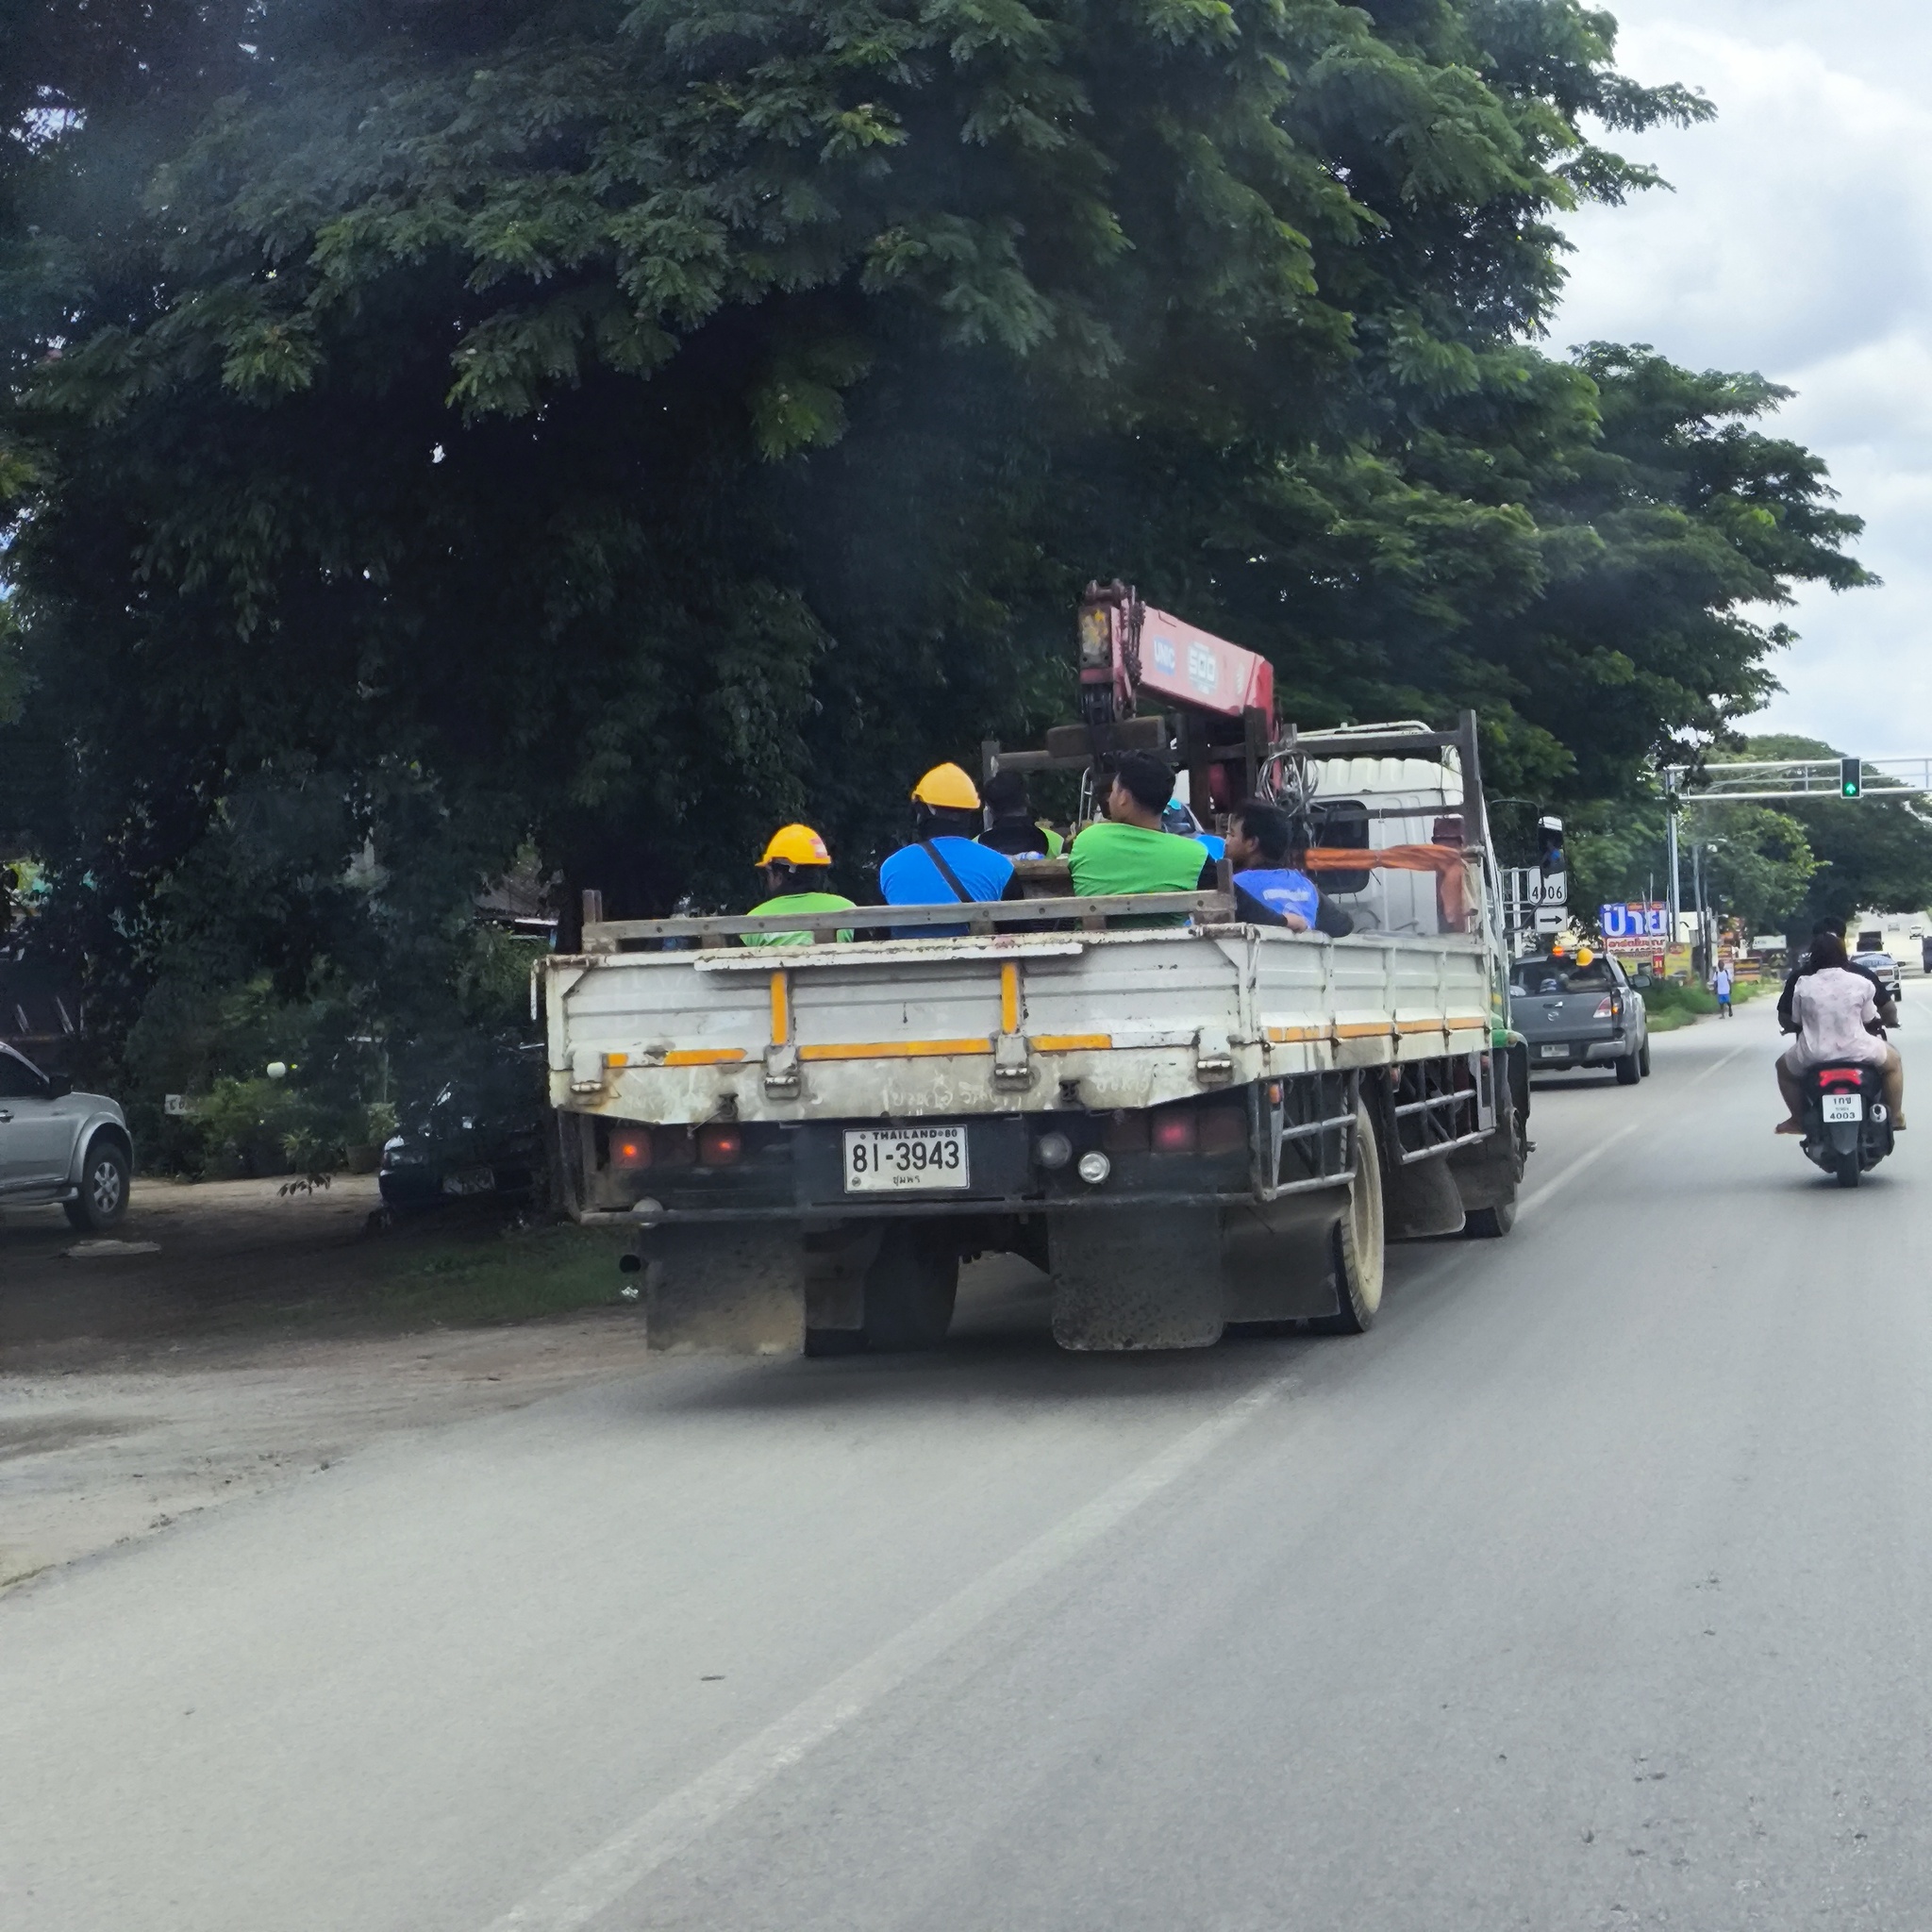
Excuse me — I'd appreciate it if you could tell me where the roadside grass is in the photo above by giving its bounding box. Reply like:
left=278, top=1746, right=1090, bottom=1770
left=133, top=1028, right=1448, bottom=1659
left=1643, top=974, right=1770, bottom=1033
left=364, top=1220, right=635, bottom=1327
left=230, top=1217, right=637, bottom=1333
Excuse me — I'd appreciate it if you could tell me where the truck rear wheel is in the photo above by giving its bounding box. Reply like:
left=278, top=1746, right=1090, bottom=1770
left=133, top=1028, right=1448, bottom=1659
left=1463, top=1199, right=1515, bottom=1239
left=1615, top=1051, right=1641, bottom=1086
left=863, top=1224, right=959, bottom=1351
left=1312, top=1100, right=1385, bottom=1335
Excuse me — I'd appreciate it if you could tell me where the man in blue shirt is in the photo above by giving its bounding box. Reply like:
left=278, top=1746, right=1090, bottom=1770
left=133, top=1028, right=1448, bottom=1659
left=1224, top=800, right=1351, bottom=934
left=880, top=764, right=1017, bottom=934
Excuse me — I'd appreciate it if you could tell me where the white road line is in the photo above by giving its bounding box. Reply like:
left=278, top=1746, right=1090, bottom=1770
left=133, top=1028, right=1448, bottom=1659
left=482, top=1369, right=1299, bottom=1932
left=1520, top=1040, right=1751, bottom=1219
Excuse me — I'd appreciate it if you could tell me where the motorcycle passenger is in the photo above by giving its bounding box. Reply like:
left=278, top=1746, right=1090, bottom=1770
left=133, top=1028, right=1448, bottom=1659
left=1775, top=930, right=1906, bottom=1134
left=743, top=824, right=857, bottom=947
left=1777, top=917, right=1897, bottom=1031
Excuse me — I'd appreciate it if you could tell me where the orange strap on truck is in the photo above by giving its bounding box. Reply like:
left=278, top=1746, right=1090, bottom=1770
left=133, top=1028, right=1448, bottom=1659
left=1304, top=844, right=1475, bottom=926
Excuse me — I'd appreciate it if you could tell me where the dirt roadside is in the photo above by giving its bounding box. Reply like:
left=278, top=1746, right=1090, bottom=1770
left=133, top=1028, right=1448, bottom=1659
left=1, top=1177, right=657, bottom=1588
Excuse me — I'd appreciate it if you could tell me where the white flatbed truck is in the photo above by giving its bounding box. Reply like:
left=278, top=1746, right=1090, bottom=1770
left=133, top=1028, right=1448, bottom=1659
left=541, top=714, right=1529, bottom=1353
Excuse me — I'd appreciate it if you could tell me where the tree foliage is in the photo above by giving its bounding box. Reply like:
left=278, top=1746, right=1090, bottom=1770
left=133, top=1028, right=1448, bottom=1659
left=0, top=0, right=1874, bottom=1098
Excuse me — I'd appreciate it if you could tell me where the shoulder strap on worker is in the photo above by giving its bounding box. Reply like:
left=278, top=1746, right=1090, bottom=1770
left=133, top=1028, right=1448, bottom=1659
left=919, top=839, right=972, bottom=904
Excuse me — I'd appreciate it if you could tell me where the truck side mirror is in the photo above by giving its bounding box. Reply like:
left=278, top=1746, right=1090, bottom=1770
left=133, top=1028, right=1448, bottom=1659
left=46, top=1073, right=74, bottom=1098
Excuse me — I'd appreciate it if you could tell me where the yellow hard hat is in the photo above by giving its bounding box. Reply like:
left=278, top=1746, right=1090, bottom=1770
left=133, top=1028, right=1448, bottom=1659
left=1575, top=945, right=1594, bottom=966
left=911, top=763, right=980, bottom=812
left=758, top=824, right=832, bottom=868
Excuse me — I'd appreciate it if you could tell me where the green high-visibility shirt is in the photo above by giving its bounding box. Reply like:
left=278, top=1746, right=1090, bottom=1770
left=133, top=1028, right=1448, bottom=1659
left=742, top=891, right=857, bottom=947
left=1068, top=822, right=1209, bottom=898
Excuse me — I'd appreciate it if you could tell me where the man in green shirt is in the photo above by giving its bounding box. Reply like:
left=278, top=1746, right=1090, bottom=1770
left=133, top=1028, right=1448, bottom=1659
left=1069, top=753, right=1213, bottom=918
left=743, top=824, right=858, bottom=946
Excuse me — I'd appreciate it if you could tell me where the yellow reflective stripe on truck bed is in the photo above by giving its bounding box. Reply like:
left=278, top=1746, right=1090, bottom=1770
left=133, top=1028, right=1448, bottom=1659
left=798, top=1039, right=994, bottom=1062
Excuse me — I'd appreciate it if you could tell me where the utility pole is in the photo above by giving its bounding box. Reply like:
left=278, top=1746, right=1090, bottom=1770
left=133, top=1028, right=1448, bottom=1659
left=1665, top=773, right=1682, bottom=959
left=1690, top=841, right=1704, bottom=977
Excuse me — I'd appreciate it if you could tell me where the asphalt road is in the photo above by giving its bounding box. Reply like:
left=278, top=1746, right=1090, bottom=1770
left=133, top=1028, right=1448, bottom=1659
left=5, top=995, right=1925, bottom=1931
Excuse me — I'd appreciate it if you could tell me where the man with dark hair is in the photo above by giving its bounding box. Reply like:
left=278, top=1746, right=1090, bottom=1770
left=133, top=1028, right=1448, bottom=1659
left=1224, top=800, right=1353, bottom=937
left=1068, top=753, right=1208, bottom=900
left=1777, top=916, right=1894, bottom=1032
left=977, top=770, right=1062, bottom=858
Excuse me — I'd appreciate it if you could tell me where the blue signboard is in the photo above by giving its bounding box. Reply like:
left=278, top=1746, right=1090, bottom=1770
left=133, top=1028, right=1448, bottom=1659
left=1599, top=902, right=1671, bottom=941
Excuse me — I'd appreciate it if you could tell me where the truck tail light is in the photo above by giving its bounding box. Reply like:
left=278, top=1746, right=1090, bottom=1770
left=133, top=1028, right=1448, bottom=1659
left=1150, top=1109, right=1197, bottom=1154
left=1198, top=1107, right=1247, bottom=1154
left=697, top=1125, right=742, bottom=1166
left=1592, top=996, right=1617, bottom=1019
left=1102, top=1110, right=1150, bottom=1153
left=611, top=1131, right=652, bottom=1171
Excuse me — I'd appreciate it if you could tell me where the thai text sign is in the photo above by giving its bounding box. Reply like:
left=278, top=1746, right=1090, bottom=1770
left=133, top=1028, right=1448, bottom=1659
left=1599, top=902, right=1671, bottom=952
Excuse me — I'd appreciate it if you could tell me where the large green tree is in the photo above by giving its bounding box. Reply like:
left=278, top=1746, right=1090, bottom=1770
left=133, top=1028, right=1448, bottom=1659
left=0, top=0, right=1872, bottom=1116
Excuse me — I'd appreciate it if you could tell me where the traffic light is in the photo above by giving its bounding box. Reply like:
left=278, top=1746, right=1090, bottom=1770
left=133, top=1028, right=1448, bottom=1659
left=1840, top=757, right=1862, bottom=799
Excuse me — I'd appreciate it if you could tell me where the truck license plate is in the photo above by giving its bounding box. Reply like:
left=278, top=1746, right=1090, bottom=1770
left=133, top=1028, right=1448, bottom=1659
left=843, top=1126, right=970, bottom=1192
left=1823, top=1094, right=1863, bottom=1124
left=441, top=1165, right=497, bottom=1197
left=1539, top=1044, right=1568, bottom=1059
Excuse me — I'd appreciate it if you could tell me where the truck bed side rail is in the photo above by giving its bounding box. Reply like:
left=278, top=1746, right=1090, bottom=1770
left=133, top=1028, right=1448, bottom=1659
left=581, top=890, right=1237, bottom=950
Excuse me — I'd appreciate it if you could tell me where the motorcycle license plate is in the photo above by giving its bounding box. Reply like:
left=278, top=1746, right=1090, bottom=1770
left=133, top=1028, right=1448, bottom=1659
left=844, top=1126, right=970, bottom=1192
left=1823, top=1094, right=1863, bottom=1124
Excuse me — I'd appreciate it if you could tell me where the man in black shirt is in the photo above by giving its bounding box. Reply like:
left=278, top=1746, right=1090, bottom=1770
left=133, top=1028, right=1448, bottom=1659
left=976, top=771, right=1064, bottom=859
left=1778, top=918, right=1896, bottom=1032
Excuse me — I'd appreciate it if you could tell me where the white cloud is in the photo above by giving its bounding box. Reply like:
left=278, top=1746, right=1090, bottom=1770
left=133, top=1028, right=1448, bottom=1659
left=1551, top=3, right=1932, bottom=753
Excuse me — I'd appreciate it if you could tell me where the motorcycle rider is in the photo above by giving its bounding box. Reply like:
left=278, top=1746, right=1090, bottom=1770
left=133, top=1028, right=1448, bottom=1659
left=1775, top=930, right=1906, bottom=1134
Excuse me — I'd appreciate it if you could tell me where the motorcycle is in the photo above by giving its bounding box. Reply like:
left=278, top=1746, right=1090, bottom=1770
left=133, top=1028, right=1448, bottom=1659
left=1798, top=1062, right=1895, bottom=1188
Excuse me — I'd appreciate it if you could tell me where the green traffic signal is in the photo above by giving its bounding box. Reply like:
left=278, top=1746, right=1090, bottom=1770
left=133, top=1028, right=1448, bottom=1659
left=1840, top=756, right=1862, bottom=799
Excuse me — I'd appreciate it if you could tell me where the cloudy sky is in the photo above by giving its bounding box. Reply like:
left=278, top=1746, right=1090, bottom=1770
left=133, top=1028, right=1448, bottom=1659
left=1552, top=0, right=1931, bottom=756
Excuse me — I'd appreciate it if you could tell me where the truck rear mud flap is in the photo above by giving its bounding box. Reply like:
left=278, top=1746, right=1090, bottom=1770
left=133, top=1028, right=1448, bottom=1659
left=642, top=1224, right=811, bottom=1355
left=1048, top=1190, right=1349, bottom=1350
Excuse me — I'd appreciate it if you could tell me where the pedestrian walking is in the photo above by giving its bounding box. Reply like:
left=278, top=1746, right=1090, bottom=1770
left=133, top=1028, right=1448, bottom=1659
left=1713, top=963, right=1733, bottom=1017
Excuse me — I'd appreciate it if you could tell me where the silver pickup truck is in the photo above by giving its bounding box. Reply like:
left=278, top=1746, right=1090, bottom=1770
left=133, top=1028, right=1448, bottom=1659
left=0, top=1042, right=134, bottom=1229
left=1508, top=952, right=1650, bottom=1085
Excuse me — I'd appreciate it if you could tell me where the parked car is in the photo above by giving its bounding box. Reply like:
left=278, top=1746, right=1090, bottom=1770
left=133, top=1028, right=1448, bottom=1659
left=0, top=1042, right=134, bottom=1228
left=1508, top=951, right=1651, bottom=1086
left=377, top=1046, right=547, bottom=1213
left=1857, top=950, right=1903, bottom=1004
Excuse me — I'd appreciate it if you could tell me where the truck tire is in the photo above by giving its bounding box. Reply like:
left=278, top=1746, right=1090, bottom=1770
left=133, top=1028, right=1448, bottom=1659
left=1312, top=1100, right=1385, bottom=1335
left=63, top=1136, right=130, bottom=1232
left=863, top=1224, right=959, bottom=1351
left=1615, top=1051, right=1641, bottom=1086
left=1463, top=1199, right=1515, bottom=1239
left=1639, top=1040, right=1652, bottom=1078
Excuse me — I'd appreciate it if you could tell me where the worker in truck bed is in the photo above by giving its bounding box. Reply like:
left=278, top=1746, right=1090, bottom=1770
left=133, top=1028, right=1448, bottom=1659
left=977, top=769, right=1063, bottom=858
left=1224, top=800, right=1354, bottom=937
left=1068, top=752, right=1215, bottom=922
left=880, top=765, right=1022, bottom=935
left=741, top=824, right=858, bottom=946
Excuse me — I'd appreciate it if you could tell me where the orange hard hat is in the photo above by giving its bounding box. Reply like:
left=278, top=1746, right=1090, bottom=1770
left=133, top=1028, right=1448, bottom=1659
left=758, top=824, right=832, bottom=868
left=910, top=763, right=980, bottom=811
